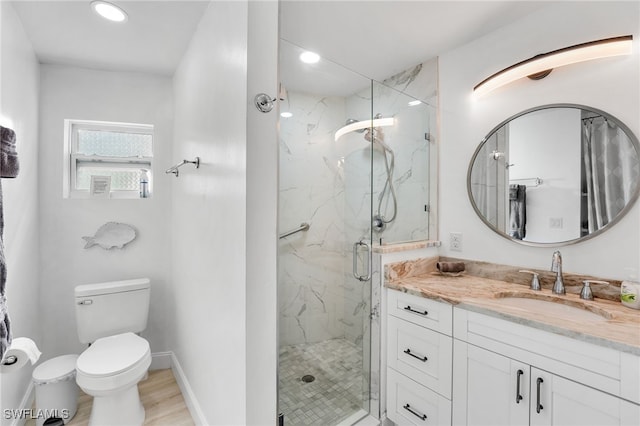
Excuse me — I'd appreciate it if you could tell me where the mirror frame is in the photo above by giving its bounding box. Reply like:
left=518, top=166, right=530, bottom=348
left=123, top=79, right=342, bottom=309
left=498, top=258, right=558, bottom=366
left=467, top=103, right=640, bottom=247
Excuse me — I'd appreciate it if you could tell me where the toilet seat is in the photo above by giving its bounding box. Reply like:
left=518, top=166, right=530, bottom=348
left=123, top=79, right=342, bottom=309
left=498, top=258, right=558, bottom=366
left=77, top=332, right=149, bottom=377
left=76, top=332, right=151, bottom=394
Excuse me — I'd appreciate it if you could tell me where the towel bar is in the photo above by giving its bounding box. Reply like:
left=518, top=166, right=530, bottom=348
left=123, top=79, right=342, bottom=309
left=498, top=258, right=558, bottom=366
left=166, top=157, right=200, bottom=177
left=510, top=177, right=543, bottom=187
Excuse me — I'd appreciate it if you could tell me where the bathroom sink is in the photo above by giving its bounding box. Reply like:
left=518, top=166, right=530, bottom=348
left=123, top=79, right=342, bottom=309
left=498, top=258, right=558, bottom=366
left=494, top=292, right=611, bottom=322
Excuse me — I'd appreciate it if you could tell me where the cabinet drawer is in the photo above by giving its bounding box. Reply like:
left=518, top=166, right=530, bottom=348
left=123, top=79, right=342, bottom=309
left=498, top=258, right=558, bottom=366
left=388, top=289, right=453, bottom=335
left=387, top=368, right=452, bottom=426
left=388, top=315, right=453, bottom=398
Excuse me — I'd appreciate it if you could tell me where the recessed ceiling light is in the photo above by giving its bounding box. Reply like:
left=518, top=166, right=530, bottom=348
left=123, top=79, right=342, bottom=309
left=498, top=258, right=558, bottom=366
left=408, top=100, right=422, bottom=107
left=299, top=51, right=320, bottom=64
left=91, top=1, right=128, bottom=23
left=280, top=112, right=293, bottom=118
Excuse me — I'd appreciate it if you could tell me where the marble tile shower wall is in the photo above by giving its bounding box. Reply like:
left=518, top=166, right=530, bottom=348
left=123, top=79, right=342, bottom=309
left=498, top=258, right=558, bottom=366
left=278, top=58, right=439, bottom=348
left=345, top=60, right=438, bottom=245
left=279, top=92, right=350, bottom=345
left=382, top=59, right=439, bottom=242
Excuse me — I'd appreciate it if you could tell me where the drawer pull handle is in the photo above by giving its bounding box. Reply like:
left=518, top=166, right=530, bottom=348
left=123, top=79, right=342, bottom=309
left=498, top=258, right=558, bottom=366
left=404, top=348, right=428, bottom=362
left=404, top=305, right=428, bottom=316
left=403, top=404, right=427, bottom=421
left=515, top=369, right=524, bottom=403
left=536, top=377, right=544, bottom=413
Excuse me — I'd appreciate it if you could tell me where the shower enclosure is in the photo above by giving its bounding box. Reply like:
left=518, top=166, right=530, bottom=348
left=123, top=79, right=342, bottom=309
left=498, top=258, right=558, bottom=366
left=277, top=40, right=432, bottom=425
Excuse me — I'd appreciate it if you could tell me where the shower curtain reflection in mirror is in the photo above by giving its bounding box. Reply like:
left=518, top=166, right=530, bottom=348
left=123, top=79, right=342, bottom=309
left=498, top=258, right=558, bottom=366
left=582, top=116, right=639, bottom=233
left=469, top=127, right=508, bottom=234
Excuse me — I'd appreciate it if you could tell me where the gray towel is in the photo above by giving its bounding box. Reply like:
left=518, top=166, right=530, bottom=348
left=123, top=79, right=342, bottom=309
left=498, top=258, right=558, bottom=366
left=0, top=126, right=17, bottom=359
left=509, top=184, right=526, bottom=240
left=1, top=126, right=19, bottom=178
left=0, top=295, right=10, bottom=358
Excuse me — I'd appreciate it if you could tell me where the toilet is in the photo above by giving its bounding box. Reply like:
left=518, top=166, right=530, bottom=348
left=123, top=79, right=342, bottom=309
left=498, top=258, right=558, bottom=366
left=74, top=278, right=152, bottom=426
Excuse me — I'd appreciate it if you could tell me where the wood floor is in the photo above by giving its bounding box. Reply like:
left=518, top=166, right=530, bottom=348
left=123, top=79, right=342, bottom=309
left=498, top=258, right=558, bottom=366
left=26, top=369, right=194, bottom=426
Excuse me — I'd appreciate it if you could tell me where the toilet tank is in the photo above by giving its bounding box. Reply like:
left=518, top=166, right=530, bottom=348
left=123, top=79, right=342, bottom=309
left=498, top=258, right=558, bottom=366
left=75, top=278, right=151, bottom=344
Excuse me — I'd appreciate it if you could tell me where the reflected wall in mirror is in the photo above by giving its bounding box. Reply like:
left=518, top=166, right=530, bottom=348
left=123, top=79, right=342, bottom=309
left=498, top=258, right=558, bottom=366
left=468, top=104, right=640, bottom=246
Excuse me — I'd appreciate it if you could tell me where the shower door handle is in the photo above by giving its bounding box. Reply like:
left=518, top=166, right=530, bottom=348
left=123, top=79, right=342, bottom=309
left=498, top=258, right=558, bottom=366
left=352, top=239, right=372, bottom=282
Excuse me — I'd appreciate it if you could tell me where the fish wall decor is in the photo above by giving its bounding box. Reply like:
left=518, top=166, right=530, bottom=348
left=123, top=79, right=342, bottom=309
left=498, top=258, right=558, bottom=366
left=82, top=222, right=137, bottom=249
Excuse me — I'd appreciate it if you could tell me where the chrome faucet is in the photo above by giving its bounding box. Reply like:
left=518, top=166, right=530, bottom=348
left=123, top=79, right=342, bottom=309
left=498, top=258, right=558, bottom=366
left=550, top=251, right=565, bottom=295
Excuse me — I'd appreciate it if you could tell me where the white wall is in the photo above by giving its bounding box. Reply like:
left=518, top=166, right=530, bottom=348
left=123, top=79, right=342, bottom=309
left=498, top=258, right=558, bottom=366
left=439, top=1, right=639, bottom=280
left=0, top=1, right=41, bottom=420
left=37, top=65, right=173, bottom=358
left=170, top=1, right=249, bottom=423
left=246, top=1, right=279, bottom=421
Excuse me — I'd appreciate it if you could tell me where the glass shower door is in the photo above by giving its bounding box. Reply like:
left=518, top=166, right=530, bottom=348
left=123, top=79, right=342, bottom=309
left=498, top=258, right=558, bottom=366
left=277, top=40, right=374, bottom=425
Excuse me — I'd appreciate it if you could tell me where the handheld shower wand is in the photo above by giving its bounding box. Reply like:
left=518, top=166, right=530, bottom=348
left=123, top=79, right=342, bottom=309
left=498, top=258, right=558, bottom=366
left=364, top=114, right=397, bottom=232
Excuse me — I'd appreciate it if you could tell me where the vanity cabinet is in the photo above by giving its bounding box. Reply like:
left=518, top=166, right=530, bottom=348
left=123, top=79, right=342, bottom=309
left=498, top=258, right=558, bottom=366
left=453, top=308, right=640, bottom=426
left=385, top=288, right=640, bottom=426
left=386, top=290, right=453, bottom=425
left=453, top=341, right=640, bottom=426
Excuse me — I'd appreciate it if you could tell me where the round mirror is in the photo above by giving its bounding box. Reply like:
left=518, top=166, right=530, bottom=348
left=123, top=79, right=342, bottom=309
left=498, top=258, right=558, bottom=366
left=467, top=104, right=640, bottom=246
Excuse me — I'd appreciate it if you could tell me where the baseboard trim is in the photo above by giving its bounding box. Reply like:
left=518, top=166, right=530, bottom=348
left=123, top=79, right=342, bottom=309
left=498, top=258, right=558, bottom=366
left=169, top=352, right=207, bottom=426
left=150, top=351, right=172, bottom=370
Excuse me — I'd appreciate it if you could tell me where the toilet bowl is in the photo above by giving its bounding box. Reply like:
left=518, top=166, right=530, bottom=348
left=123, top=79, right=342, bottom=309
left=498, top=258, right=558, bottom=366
left=76, top=332, right=151, bottom=426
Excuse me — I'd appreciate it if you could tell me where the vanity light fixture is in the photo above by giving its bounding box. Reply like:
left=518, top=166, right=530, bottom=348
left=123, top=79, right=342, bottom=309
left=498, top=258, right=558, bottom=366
left=334, top=117, right=394, bottom=142
left=473, top=35, right=633, bottom=97
left=91, top=1, right=128, bottom=23
left=299, top=51, right=320, bottom=64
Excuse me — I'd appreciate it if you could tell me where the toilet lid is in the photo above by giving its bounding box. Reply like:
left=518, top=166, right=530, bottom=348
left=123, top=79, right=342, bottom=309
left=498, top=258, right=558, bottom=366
left=76, top=332, right=149, bottom=377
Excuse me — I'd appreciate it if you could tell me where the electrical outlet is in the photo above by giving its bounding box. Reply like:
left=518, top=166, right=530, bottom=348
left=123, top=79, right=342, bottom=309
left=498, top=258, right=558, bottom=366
left=549, top=217, right=563, bottom=229
left=450, top=232, right=463, bottom=252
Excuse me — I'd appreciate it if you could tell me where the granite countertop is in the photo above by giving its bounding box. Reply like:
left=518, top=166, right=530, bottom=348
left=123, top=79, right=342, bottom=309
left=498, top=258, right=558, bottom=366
left=386, top=271, right=640, bottom=355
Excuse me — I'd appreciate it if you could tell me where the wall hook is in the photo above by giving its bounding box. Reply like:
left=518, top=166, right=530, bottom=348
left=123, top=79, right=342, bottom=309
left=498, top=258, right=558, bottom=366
left=166, top=157, right=200, bottom=177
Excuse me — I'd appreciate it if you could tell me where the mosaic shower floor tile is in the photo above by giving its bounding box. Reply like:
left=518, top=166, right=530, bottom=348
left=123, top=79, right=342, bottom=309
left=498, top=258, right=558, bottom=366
left=279, top=339, right=365, bottom=426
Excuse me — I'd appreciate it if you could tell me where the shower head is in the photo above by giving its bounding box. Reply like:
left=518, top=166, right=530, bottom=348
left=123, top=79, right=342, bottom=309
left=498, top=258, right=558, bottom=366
left=345, top=118, right=366, bottom=133
left=364, top=125, right=394, bottom=154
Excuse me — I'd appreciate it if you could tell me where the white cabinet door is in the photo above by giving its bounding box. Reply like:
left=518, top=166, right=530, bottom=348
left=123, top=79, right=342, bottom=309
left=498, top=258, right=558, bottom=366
left=453, top=341, right=529, bottom=426
left=530, top=368, right=640, bottom=426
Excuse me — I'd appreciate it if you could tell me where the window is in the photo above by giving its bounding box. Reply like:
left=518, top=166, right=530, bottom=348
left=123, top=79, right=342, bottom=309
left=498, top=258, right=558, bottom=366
left=64, top=119, right=153, bottom=198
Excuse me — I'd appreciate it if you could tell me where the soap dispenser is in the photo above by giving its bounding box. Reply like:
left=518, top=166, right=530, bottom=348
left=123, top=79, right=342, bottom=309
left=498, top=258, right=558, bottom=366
left=139, top=169, right=150, bottom=198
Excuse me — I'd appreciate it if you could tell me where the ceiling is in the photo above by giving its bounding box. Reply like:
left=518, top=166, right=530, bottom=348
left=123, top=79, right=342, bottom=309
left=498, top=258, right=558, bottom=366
left=10, top=0, right=551, bottom=80
left=10, top=0, right=209, bottom=76
left=279, top=1, right=553, bottom=82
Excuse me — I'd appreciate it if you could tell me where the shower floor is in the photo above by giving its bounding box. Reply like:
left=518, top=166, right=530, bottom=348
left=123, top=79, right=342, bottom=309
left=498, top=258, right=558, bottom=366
left=279, top=338, right=365, bottom=425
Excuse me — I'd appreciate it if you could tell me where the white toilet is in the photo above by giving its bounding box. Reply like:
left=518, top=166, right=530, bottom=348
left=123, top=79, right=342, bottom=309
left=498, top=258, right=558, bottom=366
left=74, top=278, right=152, bottom=426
